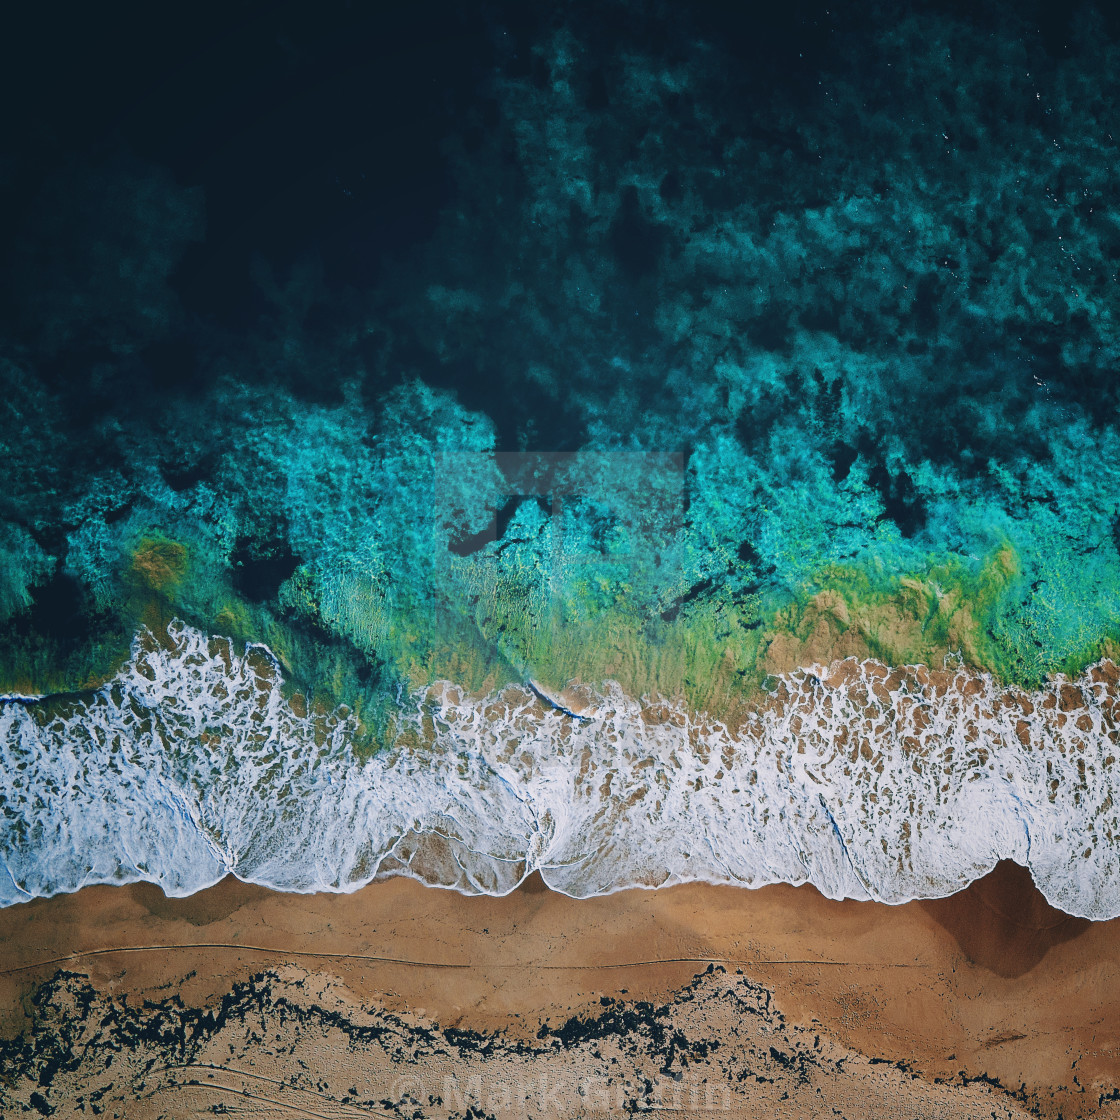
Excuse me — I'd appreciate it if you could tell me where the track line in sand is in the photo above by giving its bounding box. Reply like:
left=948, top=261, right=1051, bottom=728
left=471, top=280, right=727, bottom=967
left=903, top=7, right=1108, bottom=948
left=0, top=942, right=934, bottom=976
left=154, top=1079, right=378, bottom=1118
left=148, top=1063, right=391, bottom=1119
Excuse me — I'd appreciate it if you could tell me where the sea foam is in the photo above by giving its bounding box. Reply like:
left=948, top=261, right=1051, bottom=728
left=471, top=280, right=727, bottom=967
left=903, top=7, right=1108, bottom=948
left=2, top=621, right=1119, bottom=916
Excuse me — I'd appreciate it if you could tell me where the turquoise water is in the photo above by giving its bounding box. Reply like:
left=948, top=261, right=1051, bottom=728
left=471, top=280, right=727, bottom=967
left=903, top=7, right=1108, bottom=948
left=2, top=1, right=1120, bottom=908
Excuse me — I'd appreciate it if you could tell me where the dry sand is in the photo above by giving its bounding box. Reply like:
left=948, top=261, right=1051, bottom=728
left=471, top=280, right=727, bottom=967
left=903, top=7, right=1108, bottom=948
left=1, top=862, right=1118, bottom=1118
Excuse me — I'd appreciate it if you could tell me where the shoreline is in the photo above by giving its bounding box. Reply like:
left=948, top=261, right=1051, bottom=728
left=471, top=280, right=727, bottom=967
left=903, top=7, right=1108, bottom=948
left=2, top=861, right=1118, bottom=1117
left=8, top=621, right=1120, bottom=916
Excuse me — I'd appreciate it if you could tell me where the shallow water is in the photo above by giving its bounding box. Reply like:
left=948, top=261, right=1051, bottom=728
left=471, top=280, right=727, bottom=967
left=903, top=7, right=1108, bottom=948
left=3, top=621, right=1117, bottom=918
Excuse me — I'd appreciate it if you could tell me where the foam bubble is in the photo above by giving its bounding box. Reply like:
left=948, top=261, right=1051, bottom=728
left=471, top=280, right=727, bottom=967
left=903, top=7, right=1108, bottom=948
left=2, top=622, right=1118, bottom=916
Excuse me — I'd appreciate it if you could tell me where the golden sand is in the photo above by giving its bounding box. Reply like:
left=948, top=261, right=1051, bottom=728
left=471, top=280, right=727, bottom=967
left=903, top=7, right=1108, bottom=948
left=1, top=862, right=1117, bottom=1117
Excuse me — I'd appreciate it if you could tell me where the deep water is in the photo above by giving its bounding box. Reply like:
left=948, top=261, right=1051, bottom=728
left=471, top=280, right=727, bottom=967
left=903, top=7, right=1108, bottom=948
left=2, top=0, right=1120, bottom=908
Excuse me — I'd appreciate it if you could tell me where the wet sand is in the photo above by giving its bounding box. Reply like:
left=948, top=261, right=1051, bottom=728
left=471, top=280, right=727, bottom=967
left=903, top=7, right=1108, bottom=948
left=1, top=862, right=1118, bottom=1117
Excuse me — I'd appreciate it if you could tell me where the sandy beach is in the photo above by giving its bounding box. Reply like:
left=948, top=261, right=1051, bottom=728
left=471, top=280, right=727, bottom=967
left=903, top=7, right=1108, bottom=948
left=1, top=861, right=1118, bottom=1117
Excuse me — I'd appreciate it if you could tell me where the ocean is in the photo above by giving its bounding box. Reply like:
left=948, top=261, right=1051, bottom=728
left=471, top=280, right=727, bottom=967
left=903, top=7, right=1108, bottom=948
left=3, top=1, right=1120, bottom=918
left=4, top=620, right=1119, bottom=917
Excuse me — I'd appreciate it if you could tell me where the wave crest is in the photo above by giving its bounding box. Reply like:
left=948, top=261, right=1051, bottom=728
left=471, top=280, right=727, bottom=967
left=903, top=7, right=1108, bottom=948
left=2, top=622, right=1118, bottom=917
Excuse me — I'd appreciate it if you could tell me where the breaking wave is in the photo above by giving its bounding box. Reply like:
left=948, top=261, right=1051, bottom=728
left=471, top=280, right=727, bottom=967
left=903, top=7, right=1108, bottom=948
left=2, top=621, right=1119, bottom=917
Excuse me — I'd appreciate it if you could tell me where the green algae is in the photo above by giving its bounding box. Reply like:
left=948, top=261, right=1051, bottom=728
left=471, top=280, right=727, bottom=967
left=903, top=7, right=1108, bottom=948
left=5, top=473, right=1119, bottom=745
left=0, top=623, right=133, bottom=699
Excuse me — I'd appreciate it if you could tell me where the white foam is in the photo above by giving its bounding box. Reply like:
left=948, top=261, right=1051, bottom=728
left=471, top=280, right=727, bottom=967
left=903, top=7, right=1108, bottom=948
left=2, top=622, right=1118, bottom=916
